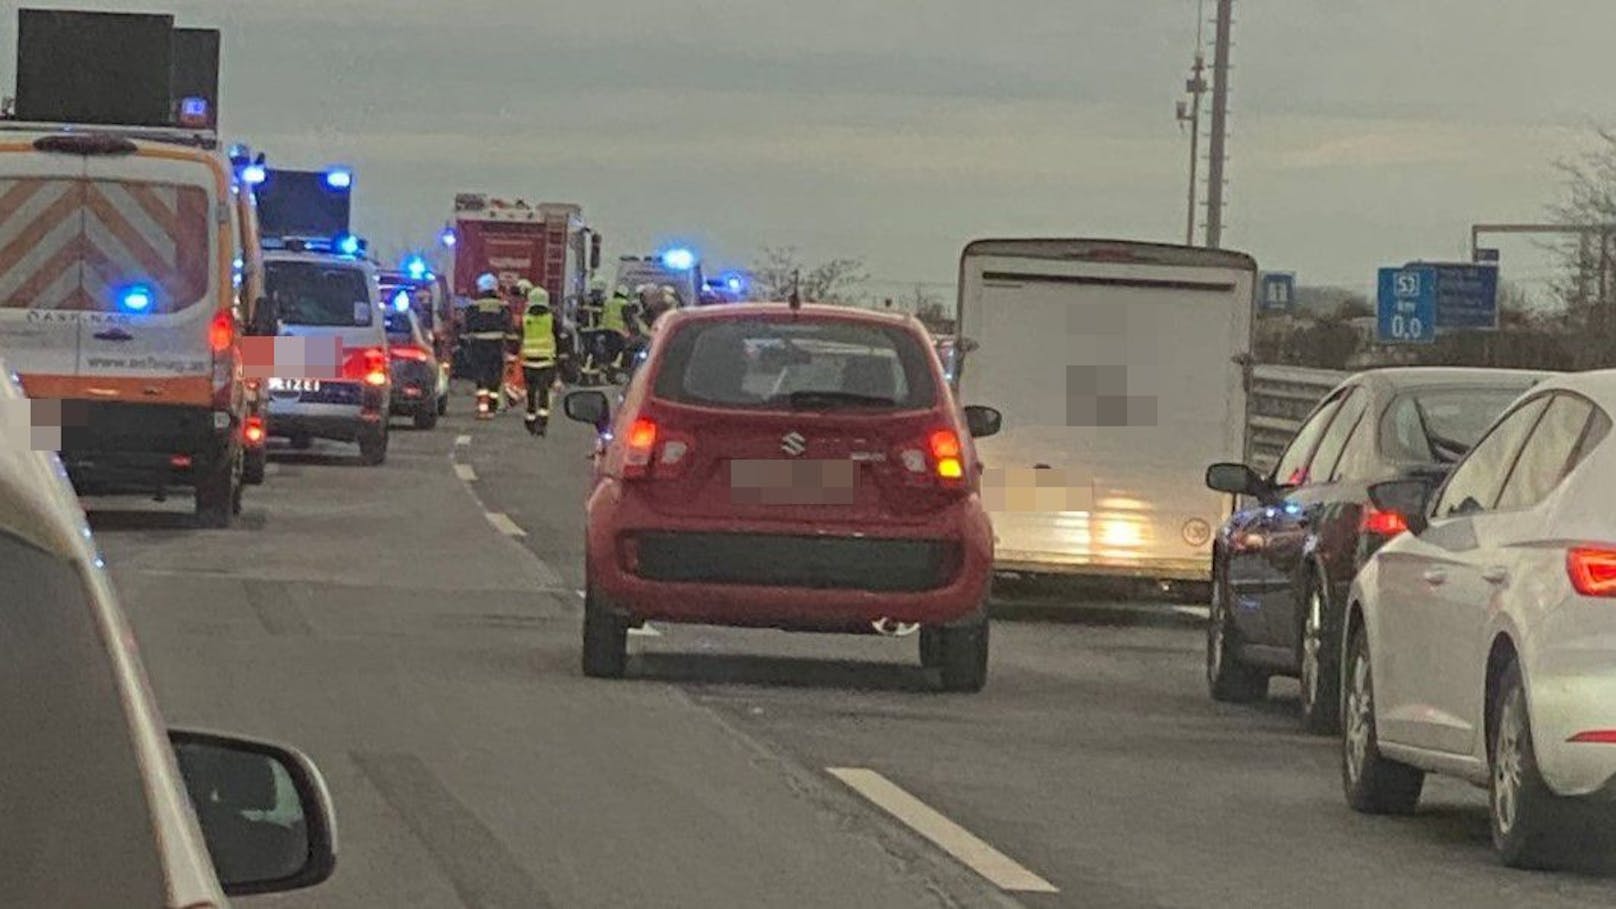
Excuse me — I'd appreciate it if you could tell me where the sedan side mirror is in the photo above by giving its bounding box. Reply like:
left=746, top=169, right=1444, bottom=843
left=1367, top=478, right=1433, bottom=536
left=1205, top=462, right=1273, bottom=502
left=564, top=389, right=610, bottom=431
left=963, top=405, right=1002, bottom=439
left=170, top=729, right=337, bottom=897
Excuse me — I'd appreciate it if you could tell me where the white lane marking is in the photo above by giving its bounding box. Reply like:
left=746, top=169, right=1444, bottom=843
left=628, top=623, right=661, bottom=638
left=575, top=589, right=586, bottom=599
left=455, top=434, right=472, bottom=446
left=454, top=463, right=478, bottom=482
left=1173, top=605, right=1211, bottom=620
left=485, top=512, right=527, bottom=538
left=826, top=767, right=1058, bottom=894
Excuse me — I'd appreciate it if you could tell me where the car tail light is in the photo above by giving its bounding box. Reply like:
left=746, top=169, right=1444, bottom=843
left=623, top=418, right=657, bottom=478
left=1567, top=546, right=1616, bottom=597
left=244, top=416, right=265, bottom=446
left=898, top=428, right=967, bottom=489
left=391, top=345, right=431, bottom=363
left=170, top=454, right=192, bottom=468
left=343, top=347, right=390, bottom=387
left=1360, top=505, right=1409, bottom=537
left=930, top=430, right=964, bottom=482
left=209, top=309, right=234, bottom=353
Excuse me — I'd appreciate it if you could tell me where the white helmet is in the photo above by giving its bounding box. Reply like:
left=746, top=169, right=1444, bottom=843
left=476, top=273, right=499, bottom=293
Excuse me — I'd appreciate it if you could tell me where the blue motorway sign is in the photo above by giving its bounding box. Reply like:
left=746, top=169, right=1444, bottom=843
left=1412, top=262, right=1498, bottom=330
left=1377, top=266, right=1436, bottom=344
left=1258, top=272, right=1295, bottom=310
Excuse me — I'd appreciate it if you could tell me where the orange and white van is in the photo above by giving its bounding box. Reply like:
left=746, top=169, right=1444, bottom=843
left=0, top=125, right=258, bottom=526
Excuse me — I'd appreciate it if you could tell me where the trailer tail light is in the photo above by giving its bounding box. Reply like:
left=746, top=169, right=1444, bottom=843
left=1567, top=547, right=1616, bottom=598
left=1360, top=506, right=1409, bottom=538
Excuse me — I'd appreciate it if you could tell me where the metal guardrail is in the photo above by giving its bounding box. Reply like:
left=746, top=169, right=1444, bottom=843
left=1247, top=364, right=1349, bottom=471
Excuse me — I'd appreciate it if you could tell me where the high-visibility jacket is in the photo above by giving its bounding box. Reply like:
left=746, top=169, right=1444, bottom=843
left=465, top=295, right=513, bottom=341
left=521, top=307, right=557, bottom=366
left=602, top=293, right=630, bottom=335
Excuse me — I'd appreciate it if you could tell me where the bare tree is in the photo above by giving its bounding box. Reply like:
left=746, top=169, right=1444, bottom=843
left=1547, top=129, right=1616, bottom=367
left=751, top=246, right=868, bottom=305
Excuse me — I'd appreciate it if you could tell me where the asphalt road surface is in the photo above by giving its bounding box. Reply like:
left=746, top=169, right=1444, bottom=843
left=87, top=391, right=1616, bottom=908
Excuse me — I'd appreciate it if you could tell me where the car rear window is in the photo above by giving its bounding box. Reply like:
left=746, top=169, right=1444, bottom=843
left=652, top=318, right=937, bottom=411
left=0, top=177, right=211, bottom=314
left=1380, top=386, right=1529, bottom=464
left=266, top=261, right=373, bottom=327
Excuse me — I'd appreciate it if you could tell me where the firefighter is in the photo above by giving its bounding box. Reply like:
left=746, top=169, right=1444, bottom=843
left=519, top=285, right=563, bottom=435
left=464, top=273, right=512, bottom=419
left=600, top=284, right=633, bottom=375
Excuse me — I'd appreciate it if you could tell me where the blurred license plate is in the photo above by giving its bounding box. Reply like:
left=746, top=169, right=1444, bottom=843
left=730, top=459, right=856, bottom=505
left=269, top=378, right=320, bottom=393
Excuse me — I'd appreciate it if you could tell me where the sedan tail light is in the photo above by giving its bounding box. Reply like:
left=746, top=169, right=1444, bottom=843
left=1567, top=546, right=1616, bottom=597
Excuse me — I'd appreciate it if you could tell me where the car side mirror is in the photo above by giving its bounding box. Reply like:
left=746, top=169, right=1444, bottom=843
left=564, top=389, right=610, bottom=431
left=963, top=405, right=1002, bottom=439
left=170, top=729, right=337, bottom=897
left=1367, top=478, right=1433, bottom=536
left=1205, top=462, right=1273, bottom=501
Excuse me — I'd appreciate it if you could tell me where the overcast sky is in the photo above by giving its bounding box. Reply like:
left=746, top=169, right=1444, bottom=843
left=5, top=1, right=1612, bottom=295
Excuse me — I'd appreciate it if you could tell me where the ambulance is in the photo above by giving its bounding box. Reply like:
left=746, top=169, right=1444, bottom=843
left=0, top=124, right=260, bottom=526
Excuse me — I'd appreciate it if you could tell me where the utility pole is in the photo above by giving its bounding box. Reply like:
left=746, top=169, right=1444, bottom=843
left=1176, top=0, right=1209, bottom=246
left=1205, top=0, right=1234, bottom=249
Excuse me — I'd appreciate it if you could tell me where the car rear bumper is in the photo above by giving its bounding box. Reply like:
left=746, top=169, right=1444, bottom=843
left=1529, top=650, right=1616, bottom=799
left=47, top=400, right=236, bottom=490
left=266, top=411, right=376, bottom=443
left=587, top=485, right=994, bottom=629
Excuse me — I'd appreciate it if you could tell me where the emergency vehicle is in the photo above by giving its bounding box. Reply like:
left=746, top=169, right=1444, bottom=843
left=0, top=10, right=263, bottom=526
left=615, top=249, right=704, bottom=310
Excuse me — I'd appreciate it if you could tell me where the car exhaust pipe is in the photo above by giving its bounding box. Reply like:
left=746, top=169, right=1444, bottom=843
left=871, top=618, right=919, bottom=637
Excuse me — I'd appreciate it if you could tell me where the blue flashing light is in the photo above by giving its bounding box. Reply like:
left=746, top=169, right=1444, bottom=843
left=336, top=234, right=361, bottom=257
left=661, top=248, right=696, bottom=271
left=325, top=168, right=353, bottom=190
left=405, top=256, right=429, bottom=281
left=241, top=164, right=267, bottom=186
left=393, top=290, right=411, bottom=312
left=725, top=275, right=744, bottom=293
left=439, top=227, right=457, bottom=249
left=119, top=285, right=154, bottom=313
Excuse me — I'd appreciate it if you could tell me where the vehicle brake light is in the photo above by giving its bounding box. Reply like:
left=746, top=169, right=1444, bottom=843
left=1360, top=506, right=1409, bottom=537
left=364, top=348, right=388, bottom=387
left=929, top=429, right=965, bottom=483
left=624, top=418, right=657, bottom=477
left=391, top=345, right=431, bottom=363
left=244, top=416, right=265, bottom=446
left=209, top=309, right=234, bottom=353
left=1567, top=547, right=1616, bottom=597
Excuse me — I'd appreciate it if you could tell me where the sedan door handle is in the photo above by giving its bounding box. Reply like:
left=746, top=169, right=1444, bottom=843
left=1423, top=568, right=1448, bottom=586
left=1482, top=566, right=1509, bottom=585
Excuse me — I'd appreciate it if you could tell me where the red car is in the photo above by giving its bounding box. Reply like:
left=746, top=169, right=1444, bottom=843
left=565, top=304, right=1002, bottom=690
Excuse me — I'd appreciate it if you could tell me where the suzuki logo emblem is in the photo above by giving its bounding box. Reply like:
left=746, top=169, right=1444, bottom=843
left=781, top=432, right=807, bottom=457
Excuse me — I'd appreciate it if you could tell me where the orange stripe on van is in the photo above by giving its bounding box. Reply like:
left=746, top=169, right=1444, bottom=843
left=19, top=374, right=214, bottom=406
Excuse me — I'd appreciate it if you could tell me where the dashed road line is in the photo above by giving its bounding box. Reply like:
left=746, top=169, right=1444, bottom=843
left=1172, top=605, right=1210, bottom=621
left=826, top=767, right=1058, bottom=894
left=453, top=463, right=478, bottom=482
left=485, top=512, right=527, bottom=538
left=455, top=434, right=472, bottom=446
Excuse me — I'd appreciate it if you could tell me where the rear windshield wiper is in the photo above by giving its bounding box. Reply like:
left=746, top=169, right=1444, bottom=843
left=780, top=390, right=897, bottom=410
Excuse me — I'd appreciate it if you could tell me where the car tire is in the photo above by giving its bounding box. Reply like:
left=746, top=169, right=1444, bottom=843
left=1299, top=578, right=1342, bottom=735
left=1207, top=568, right=1269, bottom=703
left=242, top=446, right=267, bottom=486
left=581, top=588, right=627, bottom=679
left=413, top=403, right=439, bottom=431
left=1490, top=661, right=1562, bottom=868
left=918, top=627, right=943, bottom=669
left=194, top=452, right=237, bottom=529
left=936, top=610, right=989, bottom=693
left=359, top=425, right=388, bottom=466
left=1341, top=624, right=1424, bottom=814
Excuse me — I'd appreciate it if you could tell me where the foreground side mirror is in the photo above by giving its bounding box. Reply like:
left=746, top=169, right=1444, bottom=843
left=1367, top=479, right=1433, bottom=536
left=963, top=405, right=1002, bottom=439
left=171, top=729, right=337, bottom=897
left=1206, top=462, right=1270, bottom=500
left=564, top=389, right=610, bottom=430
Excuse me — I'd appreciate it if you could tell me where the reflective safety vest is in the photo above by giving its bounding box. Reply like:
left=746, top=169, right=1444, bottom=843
left=521, top=308, right=557, bottom=365
left=465, top=296, right=512, bottom=341
left=602, top=294, right=629, bottom=334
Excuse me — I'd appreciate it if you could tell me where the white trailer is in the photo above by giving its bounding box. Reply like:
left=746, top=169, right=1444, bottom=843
left=957, top=239, right=1257, bottom=581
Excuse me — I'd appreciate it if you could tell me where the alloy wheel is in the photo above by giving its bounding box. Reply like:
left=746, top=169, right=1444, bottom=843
left=1494, top=693, right=1525, bottom=837
left=1344, top=648, right=1371, bottom=784
left=1302, top=589, right=1323, bottom=708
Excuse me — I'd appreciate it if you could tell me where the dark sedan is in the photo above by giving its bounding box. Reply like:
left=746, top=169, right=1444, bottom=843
left=385, top=308, right=447, bottom=430
left=1203, top=367, right=1549, bottom=733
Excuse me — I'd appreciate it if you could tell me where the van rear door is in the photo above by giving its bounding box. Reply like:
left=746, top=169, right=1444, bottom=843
left=0, top=150, right=88, bottom=379
left=959, top=240, right=1255, bottom=580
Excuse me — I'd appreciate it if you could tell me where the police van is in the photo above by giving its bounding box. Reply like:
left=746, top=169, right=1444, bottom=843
left=0, top=124, right=260, bottom=526
left=259, top=238, right=391, bottom=465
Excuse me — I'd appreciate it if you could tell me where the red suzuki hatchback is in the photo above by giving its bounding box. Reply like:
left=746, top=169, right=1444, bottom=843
left=564, top=303, right=1002, bottom=691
